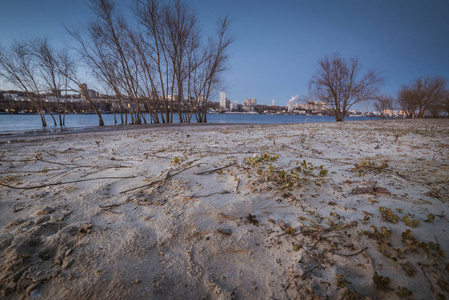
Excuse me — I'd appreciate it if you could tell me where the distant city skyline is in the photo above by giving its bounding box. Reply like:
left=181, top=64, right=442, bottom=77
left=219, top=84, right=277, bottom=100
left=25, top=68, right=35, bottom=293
left=0, top=0, right=448, bottom=107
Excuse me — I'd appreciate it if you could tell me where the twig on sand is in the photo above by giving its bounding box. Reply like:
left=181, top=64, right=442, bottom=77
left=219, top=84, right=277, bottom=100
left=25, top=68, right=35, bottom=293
left=0, top=176, right=137, bottom=190
left=300, top=265, right=319, bottom=280
left=80, top=164, right=133, bottom=178
left=329, top=247, right=369, bottom=257
left=13, top=203, right=24, bottom=212
left=192, top=190, right=230, bottom=198
left=120, top=163, right=201, bottom=194
left=100, top=203, right=124, bottom=209
left=99, top=203, right=124, bottom=214
left=420, top=266, right=442, bottom=299
left=195, top=162, right=236, bottom=175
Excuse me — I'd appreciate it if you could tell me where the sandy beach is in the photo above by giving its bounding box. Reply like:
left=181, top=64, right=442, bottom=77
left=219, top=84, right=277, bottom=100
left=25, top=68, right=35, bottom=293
left=1, top=119, right=448, bottom=299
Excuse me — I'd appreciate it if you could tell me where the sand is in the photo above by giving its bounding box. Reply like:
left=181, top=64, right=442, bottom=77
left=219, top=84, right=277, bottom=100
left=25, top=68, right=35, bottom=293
left=0, top=119, right=448, bottom=299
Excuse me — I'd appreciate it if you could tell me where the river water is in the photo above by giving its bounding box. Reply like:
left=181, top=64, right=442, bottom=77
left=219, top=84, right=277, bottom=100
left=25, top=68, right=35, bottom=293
left=0, top=113, right=379, bottom=135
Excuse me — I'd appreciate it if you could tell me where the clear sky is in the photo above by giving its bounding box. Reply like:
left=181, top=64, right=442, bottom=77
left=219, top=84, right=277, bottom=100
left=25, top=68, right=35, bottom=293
left=1, top=0, right=448, bottom=107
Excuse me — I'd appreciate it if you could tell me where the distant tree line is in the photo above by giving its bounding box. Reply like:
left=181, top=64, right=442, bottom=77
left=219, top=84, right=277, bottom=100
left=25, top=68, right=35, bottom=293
left=0, top=95, right=113, bottom=115
left=396, top=76, right=448, bottom=118
left=0, top=0, right=233, bottom=127
left=309, top=53, right=448, bottom=121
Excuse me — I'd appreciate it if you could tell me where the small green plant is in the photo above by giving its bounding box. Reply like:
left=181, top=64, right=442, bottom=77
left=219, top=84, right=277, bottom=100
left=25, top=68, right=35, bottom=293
left=245, top=152, right=278, bottom=166
left=325, top=212, right=345, bottom=228
left=373, top=272, right=391, bottom=291
left=364, top=226, right=397, bottom=260
left=337, top=274, right=350, bottom=288
left=396, top=286, right=413, bottom=298
left=38, top=167, right=49, bottom=174
left=399, top=262, right=415, bottom=276
left=379, top=207, right=400, bottom=224
left=400, top=229, right=420, bottom=252
left=295, top=159, right=315, bottom=176
left=437, top=278, right=449, bottom=293
left=0, top=175, right=22, bottom=183
left=171, top=156, right=181, bottom=165
left=285, top=226, right=296, bottom=235
left=351, top=160, right=389, bottom=176
left=402, top=215, right=420, bottom=228
left=425, top=214, right=435, bottom=222
left=421, top=241, right=446, bottom=260
left=319, top=165, right=328, bottom=177
left=364, top=225, right=392, bottom=240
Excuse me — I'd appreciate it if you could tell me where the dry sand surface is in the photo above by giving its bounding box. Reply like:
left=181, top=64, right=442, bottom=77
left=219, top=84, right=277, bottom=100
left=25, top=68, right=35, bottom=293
left=0, top=119, right=448, bottom=299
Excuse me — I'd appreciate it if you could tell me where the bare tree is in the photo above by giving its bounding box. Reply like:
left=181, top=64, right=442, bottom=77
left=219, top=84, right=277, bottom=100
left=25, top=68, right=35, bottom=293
left=414, top=76, right=446, bottom=118
left=374, top=95, right=394, bottom=119
left=0, top=41, right=48, bottom=126
left=444, top=90, right=449, bottom=118
left=309, top=53, right=382, bottom=121
left=133, top=0, right=232, bottom=123
left=386, top=96, right=394, bottom=118
left=55, top=50, right=105, bottom=126
left=428, top=98, right=444, bottom=118
left=88, top=0, right=144, bottom=125
left=397, top=85, right=417, bottom=118
left=67, top=24, right=130, bottom=124
left=32, top=38, right=66, bottom=126
left=134, top=0, right=170, bottom=122
left=192, top=17, right=233, bottom=123
left=374, top=96, right=388, bottom=119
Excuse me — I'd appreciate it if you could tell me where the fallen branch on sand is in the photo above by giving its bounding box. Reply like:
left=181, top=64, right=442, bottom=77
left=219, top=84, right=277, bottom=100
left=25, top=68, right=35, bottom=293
left=195, top=162, right=237, bottom=175
left=329, top=247, right=369, bottom=257
left=120, top=163, right=202, bottom=194
left=0, top=176, right=137, bottom=190
left=99, top=203, right=124, bottom=214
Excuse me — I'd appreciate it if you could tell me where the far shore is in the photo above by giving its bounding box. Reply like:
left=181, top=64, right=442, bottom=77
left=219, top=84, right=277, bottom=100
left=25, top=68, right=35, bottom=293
left=0, top=116, right=378, bottom=139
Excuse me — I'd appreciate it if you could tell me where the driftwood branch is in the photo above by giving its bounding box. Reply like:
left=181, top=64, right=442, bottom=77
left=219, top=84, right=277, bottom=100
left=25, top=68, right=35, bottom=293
left=300, top=265, right=319, bottom=280
left=120, top=163, right=201, bottom=194
left=191, top=190, right=230, bottom=198
left=329, top=246, right=369, bottom=257
left=195, top=162, right=236, bottom=175
left=0, top=176, right=137, bottom=190
left=420, top=266, right=441, bottom=299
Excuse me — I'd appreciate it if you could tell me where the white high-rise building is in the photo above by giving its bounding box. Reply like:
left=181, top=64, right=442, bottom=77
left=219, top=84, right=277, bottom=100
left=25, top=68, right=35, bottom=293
left=219, top=92, right=226, bottom=109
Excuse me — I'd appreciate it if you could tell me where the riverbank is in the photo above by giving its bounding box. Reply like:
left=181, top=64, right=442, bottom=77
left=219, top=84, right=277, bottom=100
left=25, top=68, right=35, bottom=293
left=1, top=119, right=448, bottom=299
left=0, top=113, right=381, bottom=135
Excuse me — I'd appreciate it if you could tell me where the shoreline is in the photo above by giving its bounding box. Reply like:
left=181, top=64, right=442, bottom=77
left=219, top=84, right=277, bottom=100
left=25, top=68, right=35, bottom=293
left=0, top=114, right=382, bottom=137
left=1, top=119, right=448, bottom=299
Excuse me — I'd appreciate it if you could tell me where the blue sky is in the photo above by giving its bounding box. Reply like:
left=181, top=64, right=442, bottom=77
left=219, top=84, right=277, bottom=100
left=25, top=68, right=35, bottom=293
left=1, top=0, right=448, bottom=107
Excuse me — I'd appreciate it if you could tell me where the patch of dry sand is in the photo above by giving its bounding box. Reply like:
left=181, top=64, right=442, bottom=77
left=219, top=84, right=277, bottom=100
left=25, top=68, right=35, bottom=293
left=0, top=119, right=448, bottom=299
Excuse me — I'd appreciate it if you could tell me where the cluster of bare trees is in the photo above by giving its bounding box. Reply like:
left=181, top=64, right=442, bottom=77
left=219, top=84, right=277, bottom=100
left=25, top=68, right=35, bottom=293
left=0, top=39, right=63, bottom=127
left=309, top=53, right=448, bottom=120
left=0, top=36, right=113, bottom=127
left=0, top=0, right=232, bottom=127
left=397, top=76, right=447, bottom=118
left=373, top=76, right=448, bottom=119
left=70, top=0, right=232, bottom=125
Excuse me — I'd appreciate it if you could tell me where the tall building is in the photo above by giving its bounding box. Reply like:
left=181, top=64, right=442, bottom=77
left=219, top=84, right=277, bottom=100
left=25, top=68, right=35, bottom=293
left=219, top=92, right=226, bottom=109
left=243, top=98, right=251, bottom=107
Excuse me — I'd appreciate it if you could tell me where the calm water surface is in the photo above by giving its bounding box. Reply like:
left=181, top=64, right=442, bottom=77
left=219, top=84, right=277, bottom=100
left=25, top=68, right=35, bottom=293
left=0, top=113, right=379, bottom=135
